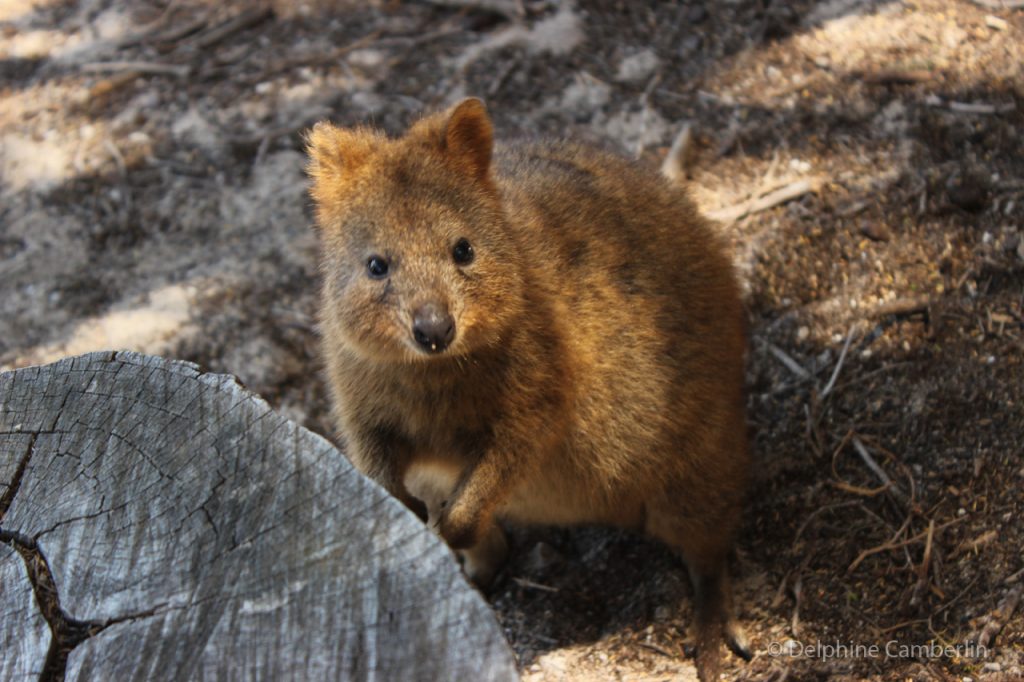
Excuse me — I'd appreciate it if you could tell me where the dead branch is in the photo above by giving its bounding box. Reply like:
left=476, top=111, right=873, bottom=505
left=190, top=7, right=274, bottom=50
left=910, top=519, right=935, bottom=606
left=84, top=70, right=152, bottom=105
left=660, top=123, right=694, bottom=183
left=252, top=30, right=382, bottom=83
left=104, top=139, right=127, bottom=177
left=968, top=0, right=1024, bottom=9
left=951, top=529, right=998, bottom=558
left=949, top=101, right=1015, bottom=115
left=831, top=481, right=890, bottom=497
left=790, top=574, right=803, bottom=636
left=152, top=15, right=210, bottom=46
left=976, top=584, right=1023, bottom=649
left=115, top=1, right=183, bottom=48
left=421, top=0, right=523, bottom=19
left=511, top=576, right=559, bottom=593
left=926, top=95, right=1017, bottom=115
left=870, top=296, right=931, bottom=319
left=709, top=178, right=823, bottom=224
left=985, top=14, right=1010, bottom=30
left=637, top=641, right=675, bottom=658
left=852, top=437, right=908, bottom=505
left=766, top=343, right=812, bottom=381
left=821, top=326, right=856, bottom=398
left=859, top=69, right=933, bottom=85
left=792, top=501, right=862, bottom=547
left=81, top=61, right=191, bottom=78
left=848, top=516, right=966, bottom=574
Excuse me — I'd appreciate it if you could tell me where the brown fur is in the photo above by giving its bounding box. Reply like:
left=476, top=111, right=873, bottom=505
left=307, top=98, right=751, bottom=681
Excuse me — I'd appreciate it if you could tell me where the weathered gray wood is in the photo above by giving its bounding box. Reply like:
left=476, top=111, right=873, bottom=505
left=0, top=543, right=48, bottom=681
left=0, top=351, right=518, bottom=681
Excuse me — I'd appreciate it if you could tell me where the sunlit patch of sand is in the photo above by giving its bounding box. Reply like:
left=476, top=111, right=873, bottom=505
left=4, top=284, right=198, bottom=371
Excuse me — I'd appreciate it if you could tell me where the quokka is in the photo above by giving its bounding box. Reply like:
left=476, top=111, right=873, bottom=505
left=307, top=98, right=751, bottom=681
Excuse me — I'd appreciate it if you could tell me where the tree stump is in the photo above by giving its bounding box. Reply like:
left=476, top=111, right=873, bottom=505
left=0, top=352, right=518, bottom=681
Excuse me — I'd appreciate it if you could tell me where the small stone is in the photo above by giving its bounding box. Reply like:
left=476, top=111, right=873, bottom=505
left=615, top=48, right=661, bottom=83
left=947, top=171, right=990, bottom=212
left=687, top=5, right=707, bottom=23
left=985, top=15, right=1008, bottom=31
left=860, top=221, right=891, bottom=242
left=983, top=662, right=1002, bottom=672
left=678, top=34, right=702, bottom=56
left=347, top=48, right=386, bottom=70
left=654, top=605, right=672, bottom=621
left=524, top=542, right=564, bottom=573
left=789, top=158, right=811, bottom=173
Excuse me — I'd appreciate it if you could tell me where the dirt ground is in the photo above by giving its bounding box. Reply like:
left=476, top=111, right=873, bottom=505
left=2, top=0, right=1022, bottom=680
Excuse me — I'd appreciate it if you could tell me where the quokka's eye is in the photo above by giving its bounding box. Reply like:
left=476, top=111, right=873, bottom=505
left=452, top=238, right=474, bottom=265
left=366, top=256, right=389, bottom=279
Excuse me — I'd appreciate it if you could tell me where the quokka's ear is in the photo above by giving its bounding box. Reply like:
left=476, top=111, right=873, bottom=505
left=440, top=98, right=493, bottom=181
left=305, top=121, right=378, bottom=188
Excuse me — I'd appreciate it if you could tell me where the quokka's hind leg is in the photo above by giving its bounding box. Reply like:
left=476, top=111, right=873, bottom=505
left=645, top=507, right=750, bottom=682
left=687, top=558, right=752, bottom=673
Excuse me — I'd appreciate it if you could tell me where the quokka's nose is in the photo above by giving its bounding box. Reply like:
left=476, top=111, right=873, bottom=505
left=412, top=304, right=455, bottom=353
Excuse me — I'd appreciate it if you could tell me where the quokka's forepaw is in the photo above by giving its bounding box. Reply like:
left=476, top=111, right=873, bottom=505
left=439, top=502, right=481, bottom=550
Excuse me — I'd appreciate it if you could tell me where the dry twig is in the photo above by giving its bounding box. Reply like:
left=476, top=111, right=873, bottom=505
left=968, top=0, right=1024, bottom=8
left=858, top=69, right=933, bottom=85
left=790, top=574, right=803, bottom=636
left=511, top=577, right=558, bottom=593
left=709, top=178, right=822, bottom=224
left=190, top=7, right=273, bottom=50
left=152, top=16, right=209, bottom=46
left=910, top=519, right=935, bottom=606
left=976, top=583, right=1023, bottom=648
left=821, top=326, right=855, bottom=398
left=852, top=437, right=908, bottom=504
left=81, top=61, right=191, bottom=78
left=637, top=641, right=675, bottom=658
left=792, top=501, right=861, bottom=545
left=848, top=516, right=966, bottom=574
left=870, top=296, right=931, bottom=319
left=766, top=343, right=812, bottom=381
left=950, top=529, right=998, bottom=558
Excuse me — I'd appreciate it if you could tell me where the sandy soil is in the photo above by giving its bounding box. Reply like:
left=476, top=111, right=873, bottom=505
left=2, top=1, right=1022, bottom=680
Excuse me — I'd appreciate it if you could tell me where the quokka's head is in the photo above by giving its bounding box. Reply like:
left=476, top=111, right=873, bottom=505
left=306, top=98, right=525, bottom=364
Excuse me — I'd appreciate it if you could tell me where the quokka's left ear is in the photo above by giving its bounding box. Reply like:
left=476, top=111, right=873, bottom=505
left=439, top=98, right=493, bottom=181
left=305, top=122, right=380, bottom=187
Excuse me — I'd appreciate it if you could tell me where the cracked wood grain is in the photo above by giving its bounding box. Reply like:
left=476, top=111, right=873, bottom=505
left=0, top=351, right=517, bottom=682
left=0, top=529, right=112, bottom=681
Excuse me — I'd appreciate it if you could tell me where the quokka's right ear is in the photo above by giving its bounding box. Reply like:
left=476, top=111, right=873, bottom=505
left=440, top=98, right=493, bottom=182
left=305, top=122, right=379, bottom=190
